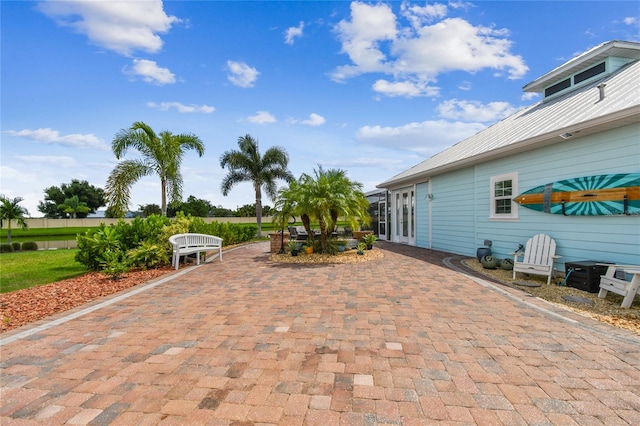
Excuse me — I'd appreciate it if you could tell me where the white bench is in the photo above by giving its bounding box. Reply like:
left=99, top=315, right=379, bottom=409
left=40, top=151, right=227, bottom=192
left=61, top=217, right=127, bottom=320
left=169, top=233, right=223, bottom=270
left=597, top=264, right=640, bottom=309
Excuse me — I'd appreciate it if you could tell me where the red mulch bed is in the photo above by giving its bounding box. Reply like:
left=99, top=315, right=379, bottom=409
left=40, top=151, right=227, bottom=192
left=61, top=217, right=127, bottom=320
left=0, top=267, right=175, bottom=333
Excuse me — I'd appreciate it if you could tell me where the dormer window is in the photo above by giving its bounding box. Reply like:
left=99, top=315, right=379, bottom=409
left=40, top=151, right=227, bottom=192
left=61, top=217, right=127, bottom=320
left=544, top=78, right=571, bottom=97
left=543, top=61, right=607, bottom=99
left=574, top=62, right=606, bottom=84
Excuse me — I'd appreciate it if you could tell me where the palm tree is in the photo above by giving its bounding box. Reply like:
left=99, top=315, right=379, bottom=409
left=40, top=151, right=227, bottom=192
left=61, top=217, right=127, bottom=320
left=220, top=134, right=294, bottom=237
left=275, top=166, right=370, bottom=253
left=59, top=195, right=90, bottom=219
left=105, top=121, right=205, bottom=217
left=0, top=195, right=29, bottom=244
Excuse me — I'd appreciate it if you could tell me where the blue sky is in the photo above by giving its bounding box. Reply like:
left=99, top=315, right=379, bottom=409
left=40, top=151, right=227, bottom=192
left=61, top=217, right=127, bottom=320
left=2, top=1, right=639, bottom=217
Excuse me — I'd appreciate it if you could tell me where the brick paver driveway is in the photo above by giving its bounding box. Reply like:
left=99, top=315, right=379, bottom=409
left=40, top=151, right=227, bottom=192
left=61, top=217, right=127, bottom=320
left=1, top=242, right=639, bottom=425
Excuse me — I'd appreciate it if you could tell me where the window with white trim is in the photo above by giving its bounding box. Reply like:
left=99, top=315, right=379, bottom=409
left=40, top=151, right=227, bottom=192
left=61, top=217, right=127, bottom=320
left=490, top=172, right=518, bottom=219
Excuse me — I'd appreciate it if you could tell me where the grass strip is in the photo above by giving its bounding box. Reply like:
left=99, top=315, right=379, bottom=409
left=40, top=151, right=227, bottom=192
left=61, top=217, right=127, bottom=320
left=0, top=249, right=86, bottom=294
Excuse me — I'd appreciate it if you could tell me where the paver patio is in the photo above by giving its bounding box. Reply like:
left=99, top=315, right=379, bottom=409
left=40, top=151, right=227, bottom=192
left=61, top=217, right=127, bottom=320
left=1, top=241, right=639, bottom=425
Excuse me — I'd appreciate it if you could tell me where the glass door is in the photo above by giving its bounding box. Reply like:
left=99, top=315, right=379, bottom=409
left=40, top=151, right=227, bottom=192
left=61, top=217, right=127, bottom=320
left=378, top=197, right=387, bottom=238
left=394, top=188, right=414, bottom=244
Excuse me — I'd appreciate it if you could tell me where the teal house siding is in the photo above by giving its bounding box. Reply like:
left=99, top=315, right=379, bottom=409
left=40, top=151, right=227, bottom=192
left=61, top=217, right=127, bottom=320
left=415, top=182, right=429, bottom=248
left=430, top=169, right=476, bottom=255
left=471, top=123, right=640, bottom=269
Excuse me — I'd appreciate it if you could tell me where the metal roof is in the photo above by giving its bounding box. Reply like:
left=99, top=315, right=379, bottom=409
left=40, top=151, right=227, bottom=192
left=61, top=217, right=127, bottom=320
left=378, top=45, right=640, bottom=189
left=523, top=40, right=640, bottom=93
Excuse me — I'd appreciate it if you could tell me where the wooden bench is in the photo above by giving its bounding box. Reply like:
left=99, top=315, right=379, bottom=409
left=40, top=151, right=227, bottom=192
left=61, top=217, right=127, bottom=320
left=169, top=233, right=223, bottom=270
left=597, top=264, right=640, bottom=309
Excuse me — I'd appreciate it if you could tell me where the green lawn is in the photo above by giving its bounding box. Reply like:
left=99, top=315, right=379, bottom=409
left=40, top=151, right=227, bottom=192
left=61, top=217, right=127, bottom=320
left=0, top=249, right=86, bottom=294
left=1, top=226, right=94, bottom=242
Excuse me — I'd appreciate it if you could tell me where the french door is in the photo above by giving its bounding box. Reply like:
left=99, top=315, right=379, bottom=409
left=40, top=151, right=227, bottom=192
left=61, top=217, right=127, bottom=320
left=393, top=187, right=415, bottom=244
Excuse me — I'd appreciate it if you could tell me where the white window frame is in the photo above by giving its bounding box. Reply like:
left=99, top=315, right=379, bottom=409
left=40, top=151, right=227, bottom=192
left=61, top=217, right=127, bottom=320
left=490, top=172, right=518, bottom=220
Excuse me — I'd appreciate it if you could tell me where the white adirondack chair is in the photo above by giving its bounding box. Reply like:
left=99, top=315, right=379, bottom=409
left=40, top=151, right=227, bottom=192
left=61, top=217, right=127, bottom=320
left=512, top=234, right=559, bottom=285
left=597, top=264, right=640, bottom=309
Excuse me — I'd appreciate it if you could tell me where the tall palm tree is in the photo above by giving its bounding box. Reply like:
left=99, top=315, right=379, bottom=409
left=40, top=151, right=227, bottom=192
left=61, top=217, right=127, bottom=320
left=0, top=195, right=29, bottom=244
left=220, top=134, right=294, bottom=237
left=105, top=121, right=205, bottom=217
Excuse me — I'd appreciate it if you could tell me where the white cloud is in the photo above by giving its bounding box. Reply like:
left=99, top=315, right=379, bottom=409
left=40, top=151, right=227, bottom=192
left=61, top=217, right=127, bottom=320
left=521, top=92, right=539, bottom=102
left=400, top=1, right=448, bottom=29
left=126, top=59, right=176, bottom=85
left=285, top=21, right=304, bottom=45
left=372, top=79, right=439, bottom=98
left=301, top=113, right=326, bottom=126
left=227, top=60, right=260, bottom=88
left=247, top=111, right=276, bottom=124
left=356, top=119, right=485, bottom=155
left=4, top=128, right=109, bottom=150
left=331, top=2, right=397, bottom=81
left=146, top=101, right=215, bottom=113
left=14, top=155, right=77, bottom=168
left=332, top=2, right=528, bottom=96
left=37, top=0, right=180, bottom=56
left=623, top=17, right=638, bottom=25
left=437, top=99, right=518, bottom=122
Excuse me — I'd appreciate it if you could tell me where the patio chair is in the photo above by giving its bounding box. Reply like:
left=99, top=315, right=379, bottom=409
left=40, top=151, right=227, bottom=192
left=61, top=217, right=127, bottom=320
left=512, top=233, right=560, bottom=285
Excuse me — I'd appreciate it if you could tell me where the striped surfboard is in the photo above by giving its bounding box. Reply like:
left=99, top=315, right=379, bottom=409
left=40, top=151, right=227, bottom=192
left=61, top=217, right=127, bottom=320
left=513, top=173, right=640, bottom=216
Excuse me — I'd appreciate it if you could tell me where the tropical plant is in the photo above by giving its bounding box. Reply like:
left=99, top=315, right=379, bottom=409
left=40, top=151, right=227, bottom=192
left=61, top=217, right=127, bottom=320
left=287, top=239, right=300, bottom=255
left=357, top=242, right=366, bottom=254
left=58, top=195, right=90, bottom=219
left=362, top=233, right=378, bottom=248
left=274, top=166, right=370, bottom=254
left=38, top=179, right=105, bottom=218
left=100, top=249, right=130, bottom=280
left=75, top=225, right=122, bottom=270
left=0, top=195, right=29, bottom=244
left=128, top=241, right=168, bottom=270
left=220, top=134, right=294, bottom=237
left=105, top=121, right=205, bottom=217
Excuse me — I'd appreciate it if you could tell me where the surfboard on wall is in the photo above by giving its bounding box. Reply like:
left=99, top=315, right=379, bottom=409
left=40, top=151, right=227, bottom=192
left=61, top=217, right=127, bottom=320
left=513, top=173, right=640, bottom=216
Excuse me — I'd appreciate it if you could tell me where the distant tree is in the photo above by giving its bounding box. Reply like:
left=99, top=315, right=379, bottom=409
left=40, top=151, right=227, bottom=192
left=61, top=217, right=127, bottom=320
left=105, top=121, right=205, bottom=216
left=0, top=195, right=29, bottom=244
left=58, top=195, right=90, bottom=219
left=38, top=179, right=105, bottom=218
left=234, top=203, right=272, bottom=217
left=210, top=206, right=234, bottom=217
left=139, top=203, right=162, bottom=218
left=181, top=196, right=213, bottom=217
left=220, top=134, right=294, bottom=237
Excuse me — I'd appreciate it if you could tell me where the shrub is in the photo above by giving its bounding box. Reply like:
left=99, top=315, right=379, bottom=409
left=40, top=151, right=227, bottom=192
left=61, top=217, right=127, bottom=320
left=100, top=249, right=130, bottom=280
left=128, top=241, right=168, bottom=270
left=21, top=241, right=39, bottom=251
left=0, top=243, right=14, bottom=253
left=75, top=224, right=122, bottom=270
left=11, top=242, right=21, bottom=251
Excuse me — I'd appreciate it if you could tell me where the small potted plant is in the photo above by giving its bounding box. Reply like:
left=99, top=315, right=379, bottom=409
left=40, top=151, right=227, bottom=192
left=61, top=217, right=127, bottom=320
left=357, top=242, right=366, bottom=255
left=362, top=233, right=378, bottom=250
left=304, top=237, right=314, bottom=254
left=287, top=240, right=300, bottom=256
left=336, top=239, right=347, bottom=252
